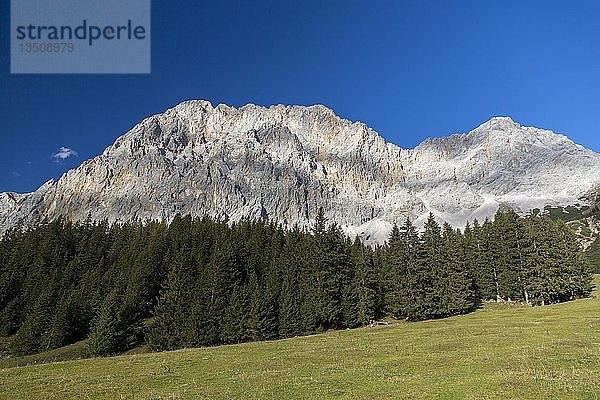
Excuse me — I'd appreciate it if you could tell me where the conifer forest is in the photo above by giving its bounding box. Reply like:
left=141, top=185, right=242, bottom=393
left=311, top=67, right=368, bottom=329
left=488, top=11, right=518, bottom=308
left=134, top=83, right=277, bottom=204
left=0, top=210, right=592, bottom=357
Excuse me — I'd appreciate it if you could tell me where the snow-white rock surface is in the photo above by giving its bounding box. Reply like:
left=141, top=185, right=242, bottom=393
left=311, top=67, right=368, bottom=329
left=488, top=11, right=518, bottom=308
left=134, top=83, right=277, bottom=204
left=1, top=101, right=599, bottom=243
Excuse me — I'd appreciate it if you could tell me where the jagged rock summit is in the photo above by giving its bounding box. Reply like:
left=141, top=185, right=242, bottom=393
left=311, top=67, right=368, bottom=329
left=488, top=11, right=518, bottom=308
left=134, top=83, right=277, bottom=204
left=2, top=101, right=600, bottom=244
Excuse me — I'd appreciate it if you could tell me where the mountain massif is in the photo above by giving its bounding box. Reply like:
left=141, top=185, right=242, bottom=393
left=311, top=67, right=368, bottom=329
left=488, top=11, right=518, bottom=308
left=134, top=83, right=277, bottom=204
left=1, top=100, right=599, bottom=243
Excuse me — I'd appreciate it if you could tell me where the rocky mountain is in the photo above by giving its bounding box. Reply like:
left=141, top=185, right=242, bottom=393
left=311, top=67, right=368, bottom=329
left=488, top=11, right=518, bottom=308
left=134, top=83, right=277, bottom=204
left=2, top=100, right=600, bottom=244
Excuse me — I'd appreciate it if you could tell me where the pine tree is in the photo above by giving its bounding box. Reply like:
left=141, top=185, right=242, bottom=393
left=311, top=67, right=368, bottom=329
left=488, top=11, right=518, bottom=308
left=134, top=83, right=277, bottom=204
left=489, top=211, right=525, bottom=301
left=521, top=216, right=593, bottom=305
left=383, top=223, right=405, bottom=318
left=10, top=283, right=55, bottom=356
left=279, top=269, right=302, bottom=337
left=86, top=288, right=123, bottom=357
left=312, top=207, right=327, bottom=237
left=350, top=237, right=378, bottom=326
left=414, top=213, right=442, bottom=320
left=464, top=220, right=496, bottom=300
left=220, top=283, right=250, bottom=343
left=315, top=224, right=352, bottom=330
left=146, top=248, right=197, bottom=351
left=439, top=223, right=477, bottom=316
left=196, top=238, right=239, bottom=346
left=45, top=291, right=82, bottom=350
left=558, top=222, right=594, bottom=299
left=279, top=231, right=303, bottom=337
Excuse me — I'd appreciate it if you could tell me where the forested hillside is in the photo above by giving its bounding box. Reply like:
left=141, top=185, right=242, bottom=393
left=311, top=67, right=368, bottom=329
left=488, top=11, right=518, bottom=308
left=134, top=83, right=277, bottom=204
left=536, top=188, right=600, bottom=272
left=0, top=210, right=592, bottom=358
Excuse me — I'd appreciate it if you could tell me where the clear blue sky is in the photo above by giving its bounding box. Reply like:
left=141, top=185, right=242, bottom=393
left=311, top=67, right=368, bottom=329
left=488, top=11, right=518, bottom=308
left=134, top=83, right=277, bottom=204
left=2, top=0, right=600, bottom=193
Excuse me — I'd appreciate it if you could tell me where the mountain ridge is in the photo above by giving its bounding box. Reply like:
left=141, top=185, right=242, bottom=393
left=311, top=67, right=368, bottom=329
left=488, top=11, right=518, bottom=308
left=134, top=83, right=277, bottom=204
left=1, top=101, right=599, bottom=244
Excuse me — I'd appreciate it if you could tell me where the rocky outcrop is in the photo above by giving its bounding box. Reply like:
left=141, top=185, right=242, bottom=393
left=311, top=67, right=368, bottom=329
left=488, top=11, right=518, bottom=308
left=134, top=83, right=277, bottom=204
left=1, top=101, right=599, bottom=243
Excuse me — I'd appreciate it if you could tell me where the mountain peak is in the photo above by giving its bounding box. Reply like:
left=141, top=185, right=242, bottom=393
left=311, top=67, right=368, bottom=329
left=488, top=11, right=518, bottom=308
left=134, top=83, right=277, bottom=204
left=488, top=116, right=515, bottom=123
left=1, top=103, right=599, bottom=243
left=174, top=99, right=214, bottom=110
left=169, top=100, right=339, bottom=116
left=466, top=116, right=580, bottom=150
left=476, top=116, right=520, bottom=131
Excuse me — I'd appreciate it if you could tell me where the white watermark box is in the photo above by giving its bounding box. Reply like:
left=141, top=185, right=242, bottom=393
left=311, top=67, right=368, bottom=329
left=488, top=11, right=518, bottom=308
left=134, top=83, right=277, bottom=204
left=11, top=0, right=151, bottom=74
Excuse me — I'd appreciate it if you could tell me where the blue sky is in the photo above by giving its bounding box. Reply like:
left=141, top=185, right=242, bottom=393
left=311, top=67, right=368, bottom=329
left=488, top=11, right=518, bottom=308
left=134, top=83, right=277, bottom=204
left=2, top=0, right=600, bottom=193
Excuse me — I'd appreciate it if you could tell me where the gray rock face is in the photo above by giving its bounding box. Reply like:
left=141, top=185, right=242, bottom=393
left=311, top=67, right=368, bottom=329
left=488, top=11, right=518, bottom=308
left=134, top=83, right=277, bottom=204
left=1, top=101, right=599, bottom=243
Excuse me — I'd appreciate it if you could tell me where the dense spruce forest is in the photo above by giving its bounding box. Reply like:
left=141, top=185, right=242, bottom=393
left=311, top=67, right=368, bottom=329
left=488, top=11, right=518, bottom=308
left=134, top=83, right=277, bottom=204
left=0, top=209, right=593, bottom=357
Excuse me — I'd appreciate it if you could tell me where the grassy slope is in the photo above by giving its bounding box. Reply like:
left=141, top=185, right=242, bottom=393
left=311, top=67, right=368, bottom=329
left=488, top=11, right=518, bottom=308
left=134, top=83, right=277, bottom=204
left=1, top=277, right=599, bottom=400
left=0, top=340, right=88, bottom=369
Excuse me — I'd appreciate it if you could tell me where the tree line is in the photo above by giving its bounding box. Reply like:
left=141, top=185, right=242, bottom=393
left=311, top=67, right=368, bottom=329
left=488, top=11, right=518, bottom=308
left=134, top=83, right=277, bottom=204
left=0, top=210, right=592, bottom=357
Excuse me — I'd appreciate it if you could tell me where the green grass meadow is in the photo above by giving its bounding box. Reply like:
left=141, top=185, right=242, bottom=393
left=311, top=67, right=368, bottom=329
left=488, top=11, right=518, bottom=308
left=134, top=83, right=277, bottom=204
left=1, top=276, right=599, bottom=400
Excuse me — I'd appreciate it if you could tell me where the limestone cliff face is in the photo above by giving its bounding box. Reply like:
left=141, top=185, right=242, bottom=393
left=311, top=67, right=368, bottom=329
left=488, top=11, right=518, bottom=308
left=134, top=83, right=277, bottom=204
left=2, top=101, right=599, bottom=243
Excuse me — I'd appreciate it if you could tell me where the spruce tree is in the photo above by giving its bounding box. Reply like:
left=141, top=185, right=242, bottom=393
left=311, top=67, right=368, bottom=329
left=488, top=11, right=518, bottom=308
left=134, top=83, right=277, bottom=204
left=279, top=231, right=303, bottom=337
left=464, top=220, right=496, bottom=300
left=10, top=283, right=55, bottom=356
left=146, top=248, right=197, bottom=351
left=558, top=222, right=594, bottom=299
left=439, top=223, right=477, bottom=316
left=197, top=238, right=239, bottom=346
left=383, top=223, right=405, bottom=318
left=220, top=283, right=250, bottom=343
left=414, top=213, right=442, bottom=320
left=489, top=211, right=525, bottom=301
left=350, top=237, right=378, bottom=326
left=86, top=288, right=123, bottom=357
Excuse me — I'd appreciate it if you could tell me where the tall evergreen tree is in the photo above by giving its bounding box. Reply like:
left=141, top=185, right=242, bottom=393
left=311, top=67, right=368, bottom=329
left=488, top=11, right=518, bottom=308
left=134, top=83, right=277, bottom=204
left=413, top=213, right=443, bottom=320
left=146, top=248, right=197, bottom=351
left=86, top=287, right=123, bottom=357
left=350, top=237, right=378, bottom=326
left=464, top=220, right=496, bottom=300
left=490, top=211, right=525, bottom=301
left=383, top=223, right=405, bottom=318
left=279, top=230, right=304, bottom=337
left=439, top=223, right=477, bottom=316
